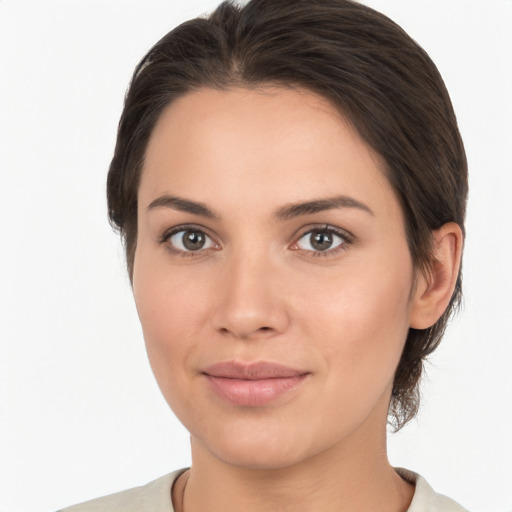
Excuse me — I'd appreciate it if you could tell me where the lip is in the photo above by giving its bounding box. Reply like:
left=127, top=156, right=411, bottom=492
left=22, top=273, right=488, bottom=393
left=202, top=361, right=310, bottom=407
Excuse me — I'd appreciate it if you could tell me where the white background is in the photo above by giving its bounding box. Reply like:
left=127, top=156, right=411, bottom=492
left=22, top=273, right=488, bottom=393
left=1, top=1, right=511, bottom=511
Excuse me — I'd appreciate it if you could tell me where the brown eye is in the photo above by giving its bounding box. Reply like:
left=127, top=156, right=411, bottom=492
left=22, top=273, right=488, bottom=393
left=168, top=229, right=215, bottom=252
left=296, top=228, right=345, bottom=253
left=311, top=231, right=334, bottom=251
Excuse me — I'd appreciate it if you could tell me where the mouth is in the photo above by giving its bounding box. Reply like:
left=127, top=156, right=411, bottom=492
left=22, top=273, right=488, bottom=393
left=202, top=361, right=310, bottom=407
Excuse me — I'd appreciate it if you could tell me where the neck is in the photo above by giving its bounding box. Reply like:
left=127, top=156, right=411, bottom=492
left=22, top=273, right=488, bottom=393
left=179, top=413, right=414, bottom=512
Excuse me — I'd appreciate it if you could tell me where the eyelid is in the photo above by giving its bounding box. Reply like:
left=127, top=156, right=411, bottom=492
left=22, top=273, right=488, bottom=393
left=159, top=224, right=221, bottom=255
left=289, top=224, right=354, bottom=255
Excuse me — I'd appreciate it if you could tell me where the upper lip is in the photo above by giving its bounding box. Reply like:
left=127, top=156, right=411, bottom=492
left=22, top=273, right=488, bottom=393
left=203, top=361, right=308, bottom=380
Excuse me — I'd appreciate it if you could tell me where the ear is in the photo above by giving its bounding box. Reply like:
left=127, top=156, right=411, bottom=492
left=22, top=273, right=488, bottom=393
left=409, top=222, right=463, bottom=329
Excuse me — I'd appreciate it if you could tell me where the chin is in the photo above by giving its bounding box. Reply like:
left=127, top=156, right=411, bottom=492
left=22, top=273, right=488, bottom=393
left=192, top=419, right=315, bottom=470
left=211, top=443, right=308, bottom=471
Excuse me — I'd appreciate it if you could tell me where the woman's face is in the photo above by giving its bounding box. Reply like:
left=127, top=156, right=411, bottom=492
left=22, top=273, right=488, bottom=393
left=133, top=87, right=421, bottom=469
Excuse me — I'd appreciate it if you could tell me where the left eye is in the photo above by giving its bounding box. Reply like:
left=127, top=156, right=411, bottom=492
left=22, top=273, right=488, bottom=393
left=295, top=228, right=346, bottom=252
left=168, top=229, right=216, bottom=252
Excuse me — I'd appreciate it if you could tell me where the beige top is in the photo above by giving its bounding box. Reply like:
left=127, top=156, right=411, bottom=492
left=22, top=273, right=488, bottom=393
left=57, top=468, right=469, bottom=512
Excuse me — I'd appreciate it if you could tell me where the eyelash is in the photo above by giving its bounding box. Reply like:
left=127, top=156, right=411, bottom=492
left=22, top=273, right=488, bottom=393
left=159, top=224, right=219, bottom=258
left=159, top=224, right=354, bottom=258
left=292, top=225, right=353, bottom=257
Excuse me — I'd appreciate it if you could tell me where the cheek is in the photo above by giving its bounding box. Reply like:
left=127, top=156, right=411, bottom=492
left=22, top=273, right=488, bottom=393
left=296, top=255, right=414, bottom=399
left=132, top=250, right=212, bottom=400
left=133, top=235, right=214, bottom=331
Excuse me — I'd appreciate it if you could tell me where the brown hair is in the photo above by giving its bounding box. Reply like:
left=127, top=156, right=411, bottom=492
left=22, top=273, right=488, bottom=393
left=107, top=0, right=467, bottom=430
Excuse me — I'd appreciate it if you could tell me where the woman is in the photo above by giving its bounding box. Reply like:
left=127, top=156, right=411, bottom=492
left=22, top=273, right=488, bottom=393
left=60, top=0, right=468, bottom=510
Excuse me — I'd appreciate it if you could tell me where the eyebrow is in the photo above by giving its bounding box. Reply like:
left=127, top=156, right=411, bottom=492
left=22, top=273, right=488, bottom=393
left=147, top=195, right=218, bottom=218
left=274, top=195, right=374, bottom=220
left=147, top=194, right=374, bottom=220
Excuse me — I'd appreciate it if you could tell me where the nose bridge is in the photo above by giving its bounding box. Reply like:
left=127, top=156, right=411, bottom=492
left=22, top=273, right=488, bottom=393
left=212, top=242, right=289, bottom=338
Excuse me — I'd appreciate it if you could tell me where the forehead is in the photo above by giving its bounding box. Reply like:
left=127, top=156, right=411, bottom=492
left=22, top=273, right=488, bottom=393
left=139, top=86, right=399, bottom=222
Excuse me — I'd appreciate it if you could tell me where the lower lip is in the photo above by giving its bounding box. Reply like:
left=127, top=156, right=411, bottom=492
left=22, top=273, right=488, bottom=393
left=204, top=375, right=308, bottom=407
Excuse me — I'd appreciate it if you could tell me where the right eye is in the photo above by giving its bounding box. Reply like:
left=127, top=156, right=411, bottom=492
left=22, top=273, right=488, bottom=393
left=163, top=228, right=218, bottom=255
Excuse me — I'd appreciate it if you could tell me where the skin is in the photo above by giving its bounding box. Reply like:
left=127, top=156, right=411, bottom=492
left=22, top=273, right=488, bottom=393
left=133, top=87, right=462, bottom=512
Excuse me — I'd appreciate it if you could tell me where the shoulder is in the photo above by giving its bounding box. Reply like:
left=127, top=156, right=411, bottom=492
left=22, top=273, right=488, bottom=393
left=396, top=468, right=470, bottom=512
left=56, top=469, right=186, bottom=512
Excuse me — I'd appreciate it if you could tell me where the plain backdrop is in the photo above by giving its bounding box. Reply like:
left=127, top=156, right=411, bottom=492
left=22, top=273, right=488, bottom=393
left=1, top=1, right=511, bottom=511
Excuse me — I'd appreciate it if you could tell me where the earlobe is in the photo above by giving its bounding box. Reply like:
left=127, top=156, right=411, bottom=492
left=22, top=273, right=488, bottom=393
left=409, top=222, right=463, bottom=329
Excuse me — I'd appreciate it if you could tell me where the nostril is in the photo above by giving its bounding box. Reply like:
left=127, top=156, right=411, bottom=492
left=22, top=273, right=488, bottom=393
left=216, top=325, right=275, bottom=338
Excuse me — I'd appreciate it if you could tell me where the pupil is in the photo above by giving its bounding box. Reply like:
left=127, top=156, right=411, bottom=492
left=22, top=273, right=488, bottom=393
left=183, top=231, right=205, bottom=250
left=311, top=231, right=332, bottom=251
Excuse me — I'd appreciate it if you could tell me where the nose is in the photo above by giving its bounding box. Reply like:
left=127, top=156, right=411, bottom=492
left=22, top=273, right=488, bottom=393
left=211, top=251, right=290, bottom=340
